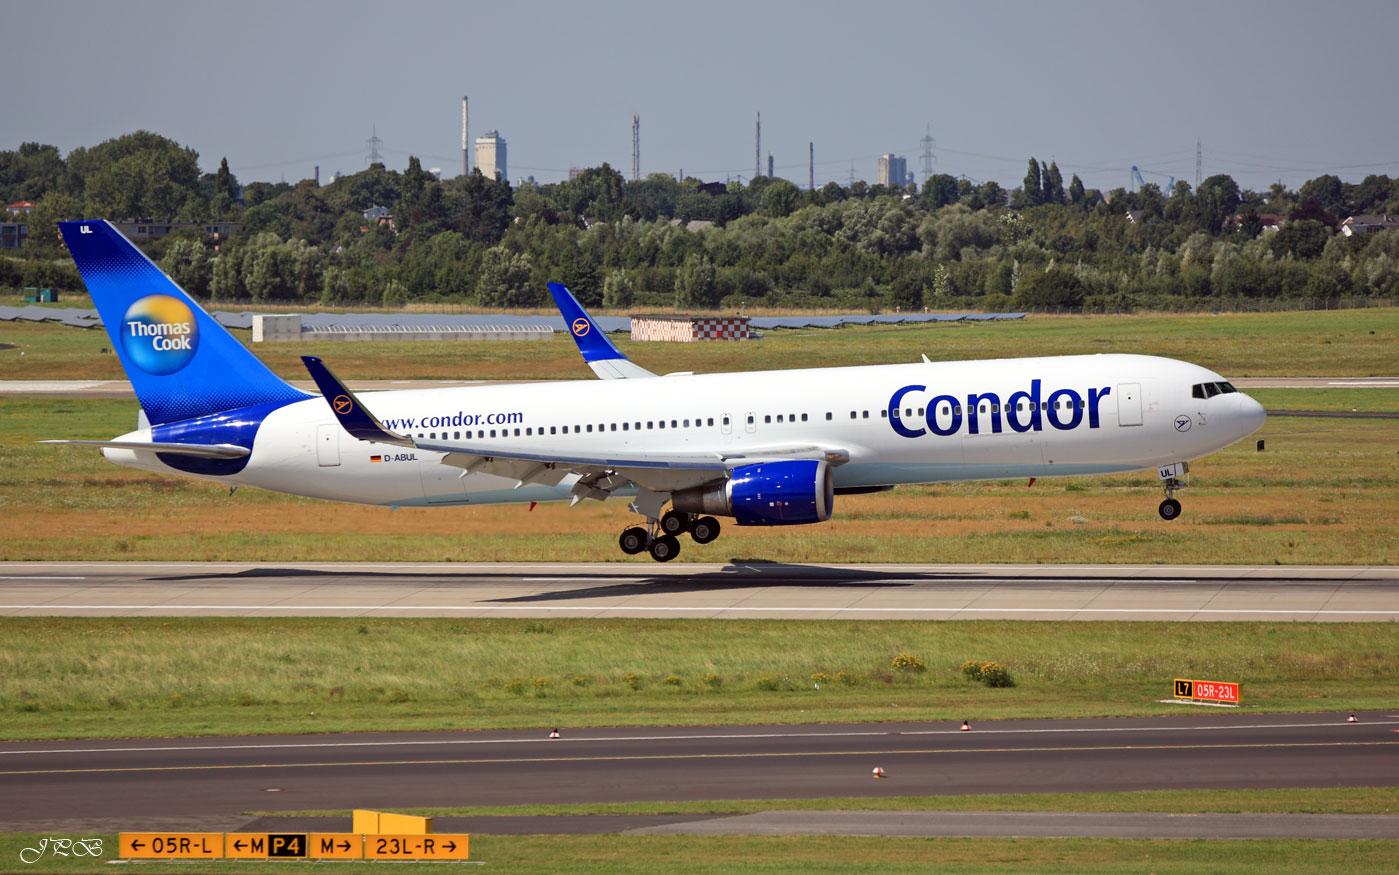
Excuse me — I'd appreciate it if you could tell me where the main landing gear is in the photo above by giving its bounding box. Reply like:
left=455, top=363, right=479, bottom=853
left=619, top=494, right=722, bottom=561
left=1157, top=461, right=1188, bottom=521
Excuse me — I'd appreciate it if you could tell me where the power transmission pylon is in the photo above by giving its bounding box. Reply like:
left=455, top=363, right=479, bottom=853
left=920, top=123, right=935, bottom=185
left=366, top=125, right=383, bottom=166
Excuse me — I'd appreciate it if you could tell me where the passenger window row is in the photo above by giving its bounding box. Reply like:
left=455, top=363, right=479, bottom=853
left=413, top=399, right=1096, bottom=442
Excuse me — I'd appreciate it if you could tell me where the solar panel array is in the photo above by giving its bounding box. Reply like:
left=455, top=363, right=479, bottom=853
left=2, top=306, right=1025, bottom=332
left=0, top=305, right=104, bottom=329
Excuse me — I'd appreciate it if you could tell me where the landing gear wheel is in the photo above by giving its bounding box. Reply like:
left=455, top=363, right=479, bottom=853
left=619, top=526, right=648, bottom=555
left=690, top=516, right=721, bottom=544
left=1158, top=498, right=1182, bottom=521
left=659, top=510, right=691, bottom=536
left=649, top=534, right=681, bottom=562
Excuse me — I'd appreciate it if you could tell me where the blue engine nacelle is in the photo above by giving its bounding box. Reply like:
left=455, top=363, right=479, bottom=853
left=672, top=459, right=834, bottom=526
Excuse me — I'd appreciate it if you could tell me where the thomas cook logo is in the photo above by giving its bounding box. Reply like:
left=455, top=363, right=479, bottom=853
left=120, top=294, right=198, bottom=375
left=571, top=318, right=591, bottom=337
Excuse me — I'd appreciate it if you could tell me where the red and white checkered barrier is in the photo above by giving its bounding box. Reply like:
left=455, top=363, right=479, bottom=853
left=630, top=316, right=750, bottom=342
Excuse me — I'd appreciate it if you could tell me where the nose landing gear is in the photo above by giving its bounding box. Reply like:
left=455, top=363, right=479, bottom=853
left=1156, top=461, right=1189, bottom=520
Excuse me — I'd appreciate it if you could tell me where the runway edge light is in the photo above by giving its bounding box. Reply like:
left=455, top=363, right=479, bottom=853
left=1348, top=714, right=1358, bottom=723
left=872, top=767, right=885, bottom=778
left=961, top=720, right=971, bottom=731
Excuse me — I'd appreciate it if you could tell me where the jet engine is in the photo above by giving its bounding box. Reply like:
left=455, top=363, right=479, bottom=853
left=672, top=459, right=834, bottom=526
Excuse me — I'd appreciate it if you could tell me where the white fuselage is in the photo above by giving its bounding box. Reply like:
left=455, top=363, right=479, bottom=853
left=101, top=354, right=1266, bottom=508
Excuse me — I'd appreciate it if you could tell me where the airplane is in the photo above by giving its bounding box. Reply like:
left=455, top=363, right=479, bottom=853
left=45, top=219, right=1266, bottom=562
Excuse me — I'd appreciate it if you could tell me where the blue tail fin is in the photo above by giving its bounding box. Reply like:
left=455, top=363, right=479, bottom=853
left=60, top=220, right=308, bottom=424
left=546, top=282, right=655, bottom=379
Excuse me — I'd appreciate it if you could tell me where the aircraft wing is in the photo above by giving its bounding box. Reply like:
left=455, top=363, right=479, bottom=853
left=547, top=282, right=657, bottom=379
left=302, top=356, right=845, bottom=499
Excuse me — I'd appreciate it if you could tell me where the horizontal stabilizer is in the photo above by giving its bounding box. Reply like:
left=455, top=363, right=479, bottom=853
left=39, top=439, right=250, bottom=459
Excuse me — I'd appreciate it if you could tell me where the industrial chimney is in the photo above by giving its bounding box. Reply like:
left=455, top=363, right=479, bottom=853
left=461, top=96, right=469, bottom=177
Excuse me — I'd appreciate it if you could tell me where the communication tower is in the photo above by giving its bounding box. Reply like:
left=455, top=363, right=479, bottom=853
left=631, top=114, right=640, bottom=181
left=1195, top=139, right=1203, bottom=187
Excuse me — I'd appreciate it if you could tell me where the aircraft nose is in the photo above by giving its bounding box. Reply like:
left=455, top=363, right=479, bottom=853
left=1237, top=392, right=1267, bottom=435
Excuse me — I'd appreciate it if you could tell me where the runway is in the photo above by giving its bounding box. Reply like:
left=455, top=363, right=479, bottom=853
left=0, top=562, right=1394, bottom=621
left=1, top=713, right=1396, bottom=836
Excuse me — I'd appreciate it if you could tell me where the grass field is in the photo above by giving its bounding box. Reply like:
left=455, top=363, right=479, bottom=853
left=276, top=786, right=1399, bottom=818
left=0, top=833, right=1394, bottom=874
left=2, top=307, right=1396, bottom=381
left=1, top=395, right=1393, bottom=565
left=2, top=617, right=1395, bottom=740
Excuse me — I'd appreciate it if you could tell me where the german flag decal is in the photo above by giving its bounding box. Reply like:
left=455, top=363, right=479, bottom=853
left=370, top=455, right=382, bottom=463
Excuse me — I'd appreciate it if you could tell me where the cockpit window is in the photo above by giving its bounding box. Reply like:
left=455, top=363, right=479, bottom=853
left=1192, top=381, right=1240, bottom=399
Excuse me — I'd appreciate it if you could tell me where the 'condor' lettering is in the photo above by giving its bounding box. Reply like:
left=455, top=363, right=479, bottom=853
left=887, top=381, right=1110, bottom=438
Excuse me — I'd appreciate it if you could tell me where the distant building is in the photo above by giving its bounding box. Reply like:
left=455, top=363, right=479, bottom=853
left=1227, top=213, right=1285, bottom=232
left=0, top=223, right=27, bottom=249
left=878, top=154, right=908, bottom=188
left=1341, top=214, right=1399, bottom=236
left=110, top=222, right=243, bottom=242
left=475, top=130, right=507, bottom=181
left=6, top=201, right=34, bottom=216
left=361, top=205, right=393, bottom=231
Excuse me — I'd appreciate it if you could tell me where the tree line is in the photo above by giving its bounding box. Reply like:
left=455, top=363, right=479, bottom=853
left=4, top=131, right=1399, bottom=311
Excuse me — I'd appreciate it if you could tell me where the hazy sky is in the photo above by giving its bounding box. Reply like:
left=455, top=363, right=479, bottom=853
left=7, top=0, right=1397, bottom=192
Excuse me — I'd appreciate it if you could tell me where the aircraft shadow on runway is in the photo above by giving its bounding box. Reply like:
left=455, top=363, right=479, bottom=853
left=143, top=565, right=1385, bottom=605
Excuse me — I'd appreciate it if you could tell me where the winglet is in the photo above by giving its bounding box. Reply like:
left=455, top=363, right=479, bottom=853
left=301, top=356, right=414, bottom=446
left=546, top=282, right=656, bottom=379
